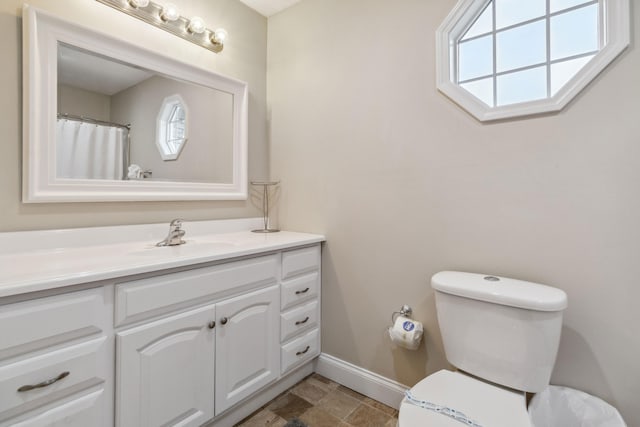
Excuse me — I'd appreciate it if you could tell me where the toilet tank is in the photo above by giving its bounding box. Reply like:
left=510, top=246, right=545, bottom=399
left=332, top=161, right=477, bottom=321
left=432, top=271, right=568, bottom=393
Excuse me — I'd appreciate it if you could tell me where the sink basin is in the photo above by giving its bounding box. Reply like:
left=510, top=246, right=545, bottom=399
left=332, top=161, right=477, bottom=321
left=130, top=240, right=239, bottom=256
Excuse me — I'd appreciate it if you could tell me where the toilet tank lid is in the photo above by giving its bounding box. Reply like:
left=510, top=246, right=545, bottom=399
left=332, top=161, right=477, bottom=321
left=431, top=271, right=568, bottom=312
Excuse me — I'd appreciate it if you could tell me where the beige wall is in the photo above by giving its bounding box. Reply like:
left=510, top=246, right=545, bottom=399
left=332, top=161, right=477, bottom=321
left=58, top=85, right=111, bottom=121
left=111, top=76, right=233, bottom=183
left=0, top=0, right=267, bottom=231
left=268, top=0, right=640, bottom=425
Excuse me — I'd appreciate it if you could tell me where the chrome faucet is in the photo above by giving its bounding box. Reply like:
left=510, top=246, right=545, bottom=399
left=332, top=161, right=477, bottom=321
left=156, top=219, right=186, bottom=247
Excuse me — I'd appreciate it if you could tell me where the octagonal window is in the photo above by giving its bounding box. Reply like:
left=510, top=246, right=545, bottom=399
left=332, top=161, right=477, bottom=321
left=436, top=0, right=630, bottom=121
left=156, top=94, right=188, bottom=160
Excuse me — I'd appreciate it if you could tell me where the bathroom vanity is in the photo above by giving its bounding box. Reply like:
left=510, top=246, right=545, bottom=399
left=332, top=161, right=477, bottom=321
left=0, top=219, right=324, bottom=427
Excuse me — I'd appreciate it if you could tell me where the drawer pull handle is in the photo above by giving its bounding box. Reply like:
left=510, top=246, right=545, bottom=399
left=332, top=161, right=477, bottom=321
left=220, top=317, right=228, bottom=325
left=295, top=287, right=310, bottom=295
left=208, top=321, right=216, bottom=329
left=296, top=346, right=310, bottom=356
left=295, top=316, right=310, bottom=326
left=18, top=371, right=70, bottom=392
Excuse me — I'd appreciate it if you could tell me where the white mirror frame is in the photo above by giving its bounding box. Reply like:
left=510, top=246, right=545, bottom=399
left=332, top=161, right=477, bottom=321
left=22, top=5, right=248, bottom=203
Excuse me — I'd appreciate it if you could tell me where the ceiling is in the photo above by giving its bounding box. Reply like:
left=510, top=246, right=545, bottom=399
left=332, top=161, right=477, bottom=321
left=58, top=45, right=153, bottom=95
left=237, top=0, right=303, bottom=17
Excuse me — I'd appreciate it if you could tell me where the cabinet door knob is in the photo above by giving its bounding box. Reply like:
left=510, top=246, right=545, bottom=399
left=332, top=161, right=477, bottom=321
left=18, top=371, right=70, bottom=392
left=208, top=321, right=216, bottom=329
left=295, top=287, right=310, bottom=295
left=296, top=346, right=310, bottom=356
left=295, top=316, right=310, bottom=326
left=220, top=317, right=228, bottom=325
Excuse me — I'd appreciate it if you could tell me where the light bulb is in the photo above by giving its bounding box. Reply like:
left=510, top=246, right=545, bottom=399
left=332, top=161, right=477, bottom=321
left=187, top=16, right=205, bottom=34
left=160, top=3, right=179, bottom=22
left=212, top=28, right=228, bottom=45
left=128, top=0, right=149, bottom=8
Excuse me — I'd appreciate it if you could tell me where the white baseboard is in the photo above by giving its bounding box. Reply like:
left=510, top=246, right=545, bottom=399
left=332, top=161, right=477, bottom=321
left=208, top=353, right=409, bottom=427
left=315, top=353, right=409, bottom=409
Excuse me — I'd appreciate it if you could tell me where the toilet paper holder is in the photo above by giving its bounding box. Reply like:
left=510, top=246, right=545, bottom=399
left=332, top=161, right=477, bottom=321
left=391, top=304, right=413, bottom=323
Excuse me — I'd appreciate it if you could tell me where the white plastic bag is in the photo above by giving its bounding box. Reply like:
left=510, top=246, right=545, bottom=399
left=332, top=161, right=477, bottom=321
left=529, top=385, right=627, bottom=427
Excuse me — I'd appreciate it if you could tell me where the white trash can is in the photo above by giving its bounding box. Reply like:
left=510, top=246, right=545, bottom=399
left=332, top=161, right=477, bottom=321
left=529, top=385, right=627, bottom=427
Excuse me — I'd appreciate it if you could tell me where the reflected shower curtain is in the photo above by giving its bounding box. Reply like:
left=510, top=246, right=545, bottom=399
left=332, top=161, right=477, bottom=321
left=56, top=119, right=126, bottom=180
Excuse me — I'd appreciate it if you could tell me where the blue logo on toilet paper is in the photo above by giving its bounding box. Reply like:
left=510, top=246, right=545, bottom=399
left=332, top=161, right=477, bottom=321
left=402, top=321, right=415, bottom=332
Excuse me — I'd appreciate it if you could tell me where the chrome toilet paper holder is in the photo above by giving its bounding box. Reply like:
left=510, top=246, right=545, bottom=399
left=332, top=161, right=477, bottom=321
left=391, top=304, right=413, bottom=322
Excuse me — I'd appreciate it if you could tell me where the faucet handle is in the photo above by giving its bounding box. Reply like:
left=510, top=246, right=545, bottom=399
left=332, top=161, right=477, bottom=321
left=169, top=218, right=183, bottom=228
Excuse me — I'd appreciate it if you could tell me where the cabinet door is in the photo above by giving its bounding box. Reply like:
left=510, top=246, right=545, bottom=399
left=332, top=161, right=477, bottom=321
left=215, top=285, right=279, bottom=414
left=116, top=305, right=216, bottom=427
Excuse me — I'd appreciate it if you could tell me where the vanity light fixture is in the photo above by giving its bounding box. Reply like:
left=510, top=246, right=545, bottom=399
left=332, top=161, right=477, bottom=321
left=128, top=0, right=149, bottom=8
left=187, top=16, right=205, bottom=34
left=95, top=0, right=228, bottom=53
left=211, top=28, right=228, bottom=48
left=159, top=3, right=179, bottom=22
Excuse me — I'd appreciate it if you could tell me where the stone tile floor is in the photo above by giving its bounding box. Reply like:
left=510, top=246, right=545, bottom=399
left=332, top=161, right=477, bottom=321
left=236, top=374, right=398, bottom=427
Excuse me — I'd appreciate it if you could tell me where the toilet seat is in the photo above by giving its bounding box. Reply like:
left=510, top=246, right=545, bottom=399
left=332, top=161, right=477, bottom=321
left=398, top=370, right=531, bottom=427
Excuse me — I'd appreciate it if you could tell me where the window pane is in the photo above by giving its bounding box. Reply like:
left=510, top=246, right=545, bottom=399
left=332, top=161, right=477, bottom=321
left=550, top=55, right=593, bottom=95
left=461, top=77, right=494, bottom=107
left=551, top=4, right=598, bottom=60
left=462, top=4, right=493, bottom=40
left=459, top=35, right=494, bottom=81
left=496, top=20, right=546, bottom=73
left=495, top=0, right=545, bottom=29
left=497, top=66, right=547, bottom=106
left=550, top=0, right=591, bottom=13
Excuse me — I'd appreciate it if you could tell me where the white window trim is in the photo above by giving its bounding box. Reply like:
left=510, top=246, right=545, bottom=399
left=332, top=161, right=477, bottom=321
left=156, top=94, right=189, bottom=161
left=436, top=0, right=630, bottom=122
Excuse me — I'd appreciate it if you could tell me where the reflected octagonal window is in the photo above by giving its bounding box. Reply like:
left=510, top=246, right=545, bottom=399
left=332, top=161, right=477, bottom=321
left=436, top=0, right=629, bottom=121
left=156, top=94, right=188, bottom=160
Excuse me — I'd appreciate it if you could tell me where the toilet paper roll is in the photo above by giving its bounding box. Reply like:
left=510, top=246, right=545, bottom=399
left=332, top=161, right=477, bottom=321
left=388, top=315, right=423, bottom=350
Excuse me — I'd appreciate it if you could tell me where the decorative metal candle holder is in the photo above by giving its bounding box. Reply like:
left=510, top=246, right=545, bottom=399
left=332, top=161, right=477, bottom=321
left=251, top=181, right=280, bottom=233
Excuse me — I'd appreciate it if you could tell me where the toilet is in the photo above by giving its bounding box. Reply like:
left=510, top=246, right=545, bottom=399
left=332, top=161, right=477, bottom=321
left=398, top=271, right=568, bottom=427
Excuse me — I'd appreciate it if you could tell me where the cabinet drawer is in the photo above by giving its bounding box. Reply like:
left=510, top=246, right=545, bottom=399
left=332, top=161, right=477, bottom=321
left=281, top=300, right=319, bottom=343
left=281, top=329, right=320, bottom=375
left=281, top=272, right=319, bottom=311
left=115, top=254, right=278, bottom=326
left=1, top=385, right=106, bottom=427
left=0, top=288, right=107, bottom=361
left=282, top=245, right=320, bottom=280
left=0, top=337, right=107, bottom=419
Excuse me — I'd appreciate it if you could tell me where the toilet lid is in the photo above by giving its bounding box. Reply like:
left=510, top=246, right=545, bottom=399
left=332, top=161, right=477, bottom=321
left=398, top=370, right=531, bottom=427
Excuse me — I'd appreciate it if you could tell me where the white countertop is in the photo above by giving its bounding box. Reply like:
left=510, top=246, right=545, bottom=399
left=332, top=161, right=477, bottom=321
left=0, top=219, right=324, bottom=299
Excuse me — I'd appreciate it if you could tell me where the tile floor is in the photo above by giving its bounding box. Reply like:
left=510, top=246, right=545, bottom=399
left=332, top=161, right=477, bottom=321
left=236, top=374, right=398, bottom=427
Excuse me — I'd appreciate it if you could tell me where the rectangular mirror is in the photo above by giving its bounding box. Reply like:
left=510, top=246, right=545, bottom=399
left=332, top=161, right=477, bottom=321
left=23, top=5, right=248, bottom=202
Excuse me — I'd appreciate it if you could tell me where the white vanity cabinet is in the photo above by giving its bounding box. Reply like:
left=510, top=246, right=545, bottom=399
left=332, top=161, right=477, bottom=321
left=116, top=285, right=281, bottom=426
left=0, top=233, right=323, bottom=427
left=215, top=285, right=280, bottom=414
left=116, top=305, right=217, bottom=427
left=0, top=287, right=112, bottom=427
left=279, top=246, right=322, bottom=374
left=114, top=254, right=282, bottom=426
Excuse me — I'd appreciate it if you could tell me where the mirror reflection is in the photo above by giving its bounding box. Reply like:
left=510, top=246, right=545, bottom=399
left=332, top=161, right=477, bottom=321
left=56, top=43, right=233, bottom=183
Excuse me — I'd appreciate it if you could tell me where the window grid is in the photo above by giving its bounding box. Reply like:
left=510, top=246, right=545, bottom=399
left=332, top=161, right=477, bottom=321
left=166, top=105, right=186, bottom=147
left=459, top=49, right=598, bottom=85
left=491, top=0, right=497, bottom=107
left=546, top=0, right=552, bottom=98
left=456, top=0, right=600, bottom=106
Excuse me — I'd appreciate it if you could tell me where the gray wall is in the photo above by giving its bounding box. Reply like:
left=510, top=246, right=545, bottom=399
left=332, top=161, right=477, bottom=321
left=1, top=0, right=267, bottom=231
left=267, top=0, right=640, bottom=425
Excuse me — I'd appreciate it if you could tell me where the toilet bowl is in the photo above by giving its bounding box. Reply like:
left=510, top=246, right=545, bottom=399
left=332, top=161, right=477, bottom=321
left=398, top=271, right=567, bottom=427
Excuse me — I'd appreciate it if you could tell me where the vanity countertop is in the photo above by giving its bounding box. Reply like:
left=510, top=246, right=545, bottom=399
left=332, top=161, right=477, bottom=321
left=0, top=219, right=324, bottom=299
